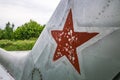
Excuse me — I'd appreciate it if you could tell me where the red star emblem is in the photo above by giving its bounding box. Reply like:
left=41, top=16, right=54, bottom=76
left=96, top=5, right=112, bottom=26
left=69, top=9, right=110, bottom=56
left=51, top=9, right=99, bottom=74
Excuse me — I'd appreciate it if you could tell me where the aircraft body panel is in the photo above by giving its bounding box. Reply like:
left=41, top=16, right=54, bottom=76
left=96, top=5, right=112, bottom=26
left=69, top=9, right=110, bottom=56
left=0, top=0, right=120, bottom=80
left=0, top=64, right=14, bottom=80
left=21, top=0, right=120, bottom=80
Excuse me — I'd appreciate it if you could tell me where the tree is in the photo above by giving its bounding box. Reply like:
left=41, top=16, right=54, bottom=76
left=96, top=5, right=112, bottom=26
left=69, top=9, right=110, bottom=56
left=4, top=22, right=14, bottom=40
left=0, top=29, right=4, bottom=39
left=14, top=20, right=44, bottom=40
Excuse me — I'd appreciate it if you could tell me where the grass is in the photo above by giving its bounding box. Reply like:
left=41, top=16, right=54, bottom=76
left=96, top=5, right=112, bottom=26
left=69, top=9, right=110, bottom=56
left=0, top=38, right=37, bottom=51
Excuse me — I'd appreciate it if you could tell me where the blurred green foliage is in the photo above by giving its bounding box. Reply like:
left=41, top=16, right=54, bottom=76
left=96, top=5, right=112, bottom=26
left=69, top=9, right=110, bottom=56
left=0, top=22, right=14, bottom=40
left=0, top=38, right=37, bottom=51
left=0, top=20, right=45, bottom=40
left=0, top=20, right=45, bottom=50
left=14, top=20, right=45, bottom=40
left=0, top=29, right=4, bottom=39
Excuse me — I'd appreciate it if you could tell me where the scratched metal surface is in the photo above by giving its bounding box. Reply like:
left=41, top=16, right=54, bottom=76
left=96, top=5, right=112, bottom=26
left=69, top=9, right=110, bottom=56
left=0, top=64, right=14, bottom=80
left=0, top=0, right=120, bottom=80
left=22, top=0, right=120, bottom=80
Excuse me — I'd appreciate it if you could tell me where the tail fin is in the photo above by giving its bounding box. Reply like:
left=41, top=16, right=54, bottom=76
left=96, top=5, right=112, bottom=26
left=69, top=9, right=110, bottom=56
left=0, top=0, right=120, bottom=80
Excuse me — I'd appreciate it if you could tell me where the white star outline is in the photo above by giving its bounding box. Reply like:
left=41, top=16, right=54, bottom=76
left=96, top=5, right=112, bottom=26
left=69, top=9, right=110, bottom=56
left=50, top=8, right=120, bottom=79
left=51, top=24, right=119, bottom=79
left=74, top=26, right=119, bottom=78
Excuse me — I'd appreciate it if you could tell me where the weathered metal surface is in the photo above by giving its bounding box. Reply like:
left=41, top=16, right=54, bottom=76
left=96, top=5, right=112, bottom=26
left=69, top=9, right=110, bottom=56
left=0, top=0, right=120, bottom=80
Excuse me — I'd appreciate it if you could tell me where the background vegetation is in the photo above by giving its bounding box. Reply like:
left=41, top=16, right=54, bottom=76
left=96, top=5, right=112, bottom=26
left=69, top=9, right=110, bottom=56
left=0, top=20, right=45, bottom=51
left=0, top=39, right=36, bottom=51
